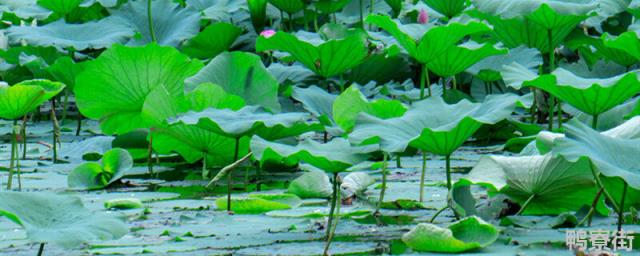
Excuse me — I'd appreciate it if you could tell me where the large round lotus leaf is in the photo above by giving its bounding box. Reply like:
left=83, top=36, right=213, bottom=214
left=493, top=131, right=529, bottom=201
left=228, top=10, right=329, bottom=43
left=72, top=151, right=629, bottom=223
left=472, top=0, right=596, bottom=20
left=291, top=85, right=337, bottom=127
left=68, top=148, right=133, bottom=190
left=0, top=79, right=65, bottom=120
left=349, top=94, right=518, bottom=155
left=458, top=154, right=608, bottom=215
left=111, top=0, right=200, bottom=47
left=0, top=192, right=127, bottom=248
left=333, top=85, right=407, bottom=133
left=250, top=136, right=377, bottom=173
left=268, top=0, right=304, bottom=14
left=6, top=17, right=134, bottom=51
left=255, top=31, right=368, bottom=78
left=37, top=0, right=82, bottom=16
left=552, top=119, right=640, bottom=190
left=522, top=69, right=640, bottom=116
left=423, top=0, right=468, bottom=18
left=402, top=216, right=498, bottom=253
left=171, top=106, right=320, bottom=140
left=181, top=22, right=242, bottom=59
left=185, top=52, right=281, bottom=112
left=75, top=43, right=202, bottom=135
left=287, top=171, right=333, bottom=198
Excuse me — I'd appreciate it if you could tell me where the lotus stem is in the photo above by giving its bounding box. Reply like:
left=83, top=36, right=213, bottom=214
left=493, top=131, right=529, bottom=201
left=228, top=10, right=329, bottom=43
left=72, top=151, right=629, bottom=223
left=206, top=152, right=253, bottom=187
left=202, top=154, right=208, bottom=179
left=359, top=0, right=364, bottom=28
left=557, top=100, right=563, bottom=128
left=51, top=98, right=59, bottom=163
left=21, top=115, right=27, bottom=160
left=288, top=13, right=293, bottom=31
left=256, top=163, right=262, bottom=191
left=76, top=113, right=82, bottom=136
left=419, top=151, right=427, bottom=202
left=147, top=0, right=157, bottom=42
left=227, top=137, right=241, bottom=212
left=61, top=89, right=68, bottom=124
left=147, top=129, right=154, bottom=176
left=37, top=243, right=45, bottom=256
left=375, top=153, right=388, bottom=214
left=589, top=162, right=620, bottom=212
left=548, top=96, right=555, bottom=130
left=395, top=155, right=401, bottom=168
left=313, top=6, right=319, bottom=32
left=429, top=205, right=448, bottom=223
left=445, top=155, right=452, bottom=190
left=419, top=64, right=425, bottom=99
left=577, top=187, right=604, bottom=227
left=592, top=114, right=599, bottom=130
left=7, top=120, right=17, bottom=190
left=280, top=10, right=285, bottom=31
left=515, top=194, right=535, bottom=215
left=618, top=182, right=628, bottom=232
left=452, top=76, right=457, bottom=90
left=323, top=172, right=340, bottom=256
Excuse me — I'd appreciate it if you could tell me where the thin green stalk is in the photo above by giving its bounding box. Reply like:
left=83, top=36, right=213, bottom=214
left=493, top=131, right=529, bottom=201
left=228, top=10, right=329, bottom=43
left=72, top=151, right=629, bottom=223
left=515, top=194, right=535, bottom=215
left=37, top=243, right=45, bottom=256
left=280, top=10, right=285, bottom=30
left=445, top=155, right=452, bottom=190
left=147, top=129, right=154, bottom=176
left=395, top=155, right=401, bottom=168
left=577, top=187, right=604, bottom=227
left=375, top=154, right=388, bottom=214
left=202, top=154, right=208, bottom=179
left=256, top=163, right=262, bottom=191
left=323, top=173, right=341, bottom=256
left=313, top=6, right=319, bottom=32
left=359, top=0, right=364, bottom=28
left=325, top=173, right=339, bottom=239
left=21, top=115, right=27, bottom=160
left=51, top=98, right=59, bottom=163
left=419, top=152, right=427, bottom=202
left=557, top=101, right=563, bottom=128
left=590, top=162, right=620, bottom=212
left=228, top=137, right=240, bottom=212
left=548, top=96, right=555, bottom=130
left=7, top=120, right=17, bottom=190
left=288, top=13, right=293, bottom=31
left=618, top=182, right=628, bottom=232
left=61, top=89, right=68, bottom=125
left=147, top=0, right=157, bottom=42
left=76, top=113, right=82, bottom=136
left=547, top=29, right=555, bottom=131
left=452, top=76, right=457, bottom=90
left=429, top=205, right=448, bottom=223
left=592, top=114, right=599, bottom=130
left=15, top=129, right=21, bottom=191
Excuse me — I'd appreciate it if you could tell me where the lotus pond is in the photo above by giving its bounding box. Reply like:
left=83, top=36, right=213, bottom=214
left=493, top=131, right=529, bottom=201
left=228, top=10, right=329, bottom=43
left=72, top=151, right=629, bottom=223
left=2, top=0, right=640, bottom=255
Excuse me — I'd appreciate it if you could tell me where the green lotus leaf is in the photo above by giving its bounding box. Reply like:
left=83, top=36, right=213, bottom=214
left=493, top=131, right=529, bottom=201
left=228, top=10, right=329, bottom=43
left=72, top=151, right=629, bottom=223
left=287, top=171, right=333, bottom=198
left=268, top=0, right=304, bottom=14
left=153, top=123, right=250, bottom=167
left=6, top=17, right=134, bottom=51
left=551, top=119, right=640, bottom=190
left=111, top=0, right=200, bottom=47
left=37, top=0, right=82, bottom=16
left=68, top=148, right=133, bottom=190
left=383, top=0, right=402, bottom=15
left=46, top=56, right=85, bottom=90
left=171, top=106, right=320, bottom=140
left=602, top=31, right=640, bottom=66
left=522, top=69, right=640, bottom=117
left=458, top=154, right=607, bottom=215
left=423, top=0, right=468, bottom=19
left=427, top=41, right=506, bottom=77
left=187, top=0, right=244, bottom=21
left=349, top=94, right=518, bottom=155
left=181, top=22, right=242, bottom=59
left=471, top=2, right=593, bottom=53
left=75, top=44, right=202, bottom=135
left=291, top=85, right=337, bottom=127
left=104, top=198, right=144, bottom=210
left=0, top=192, right=127, bottom=248
left=314, top=0, right=351, bottom=14
left=248, top=193, right=303, bottom=208
left=366, top=15, right=494, bottom=64
left=215, top=197, right=292, bottom=214
left=402, top=216, right=498, bottom=253
left=333, top=85, right=407, bottom=133
left=0, top=0, right=52, bottom=20
left=0, top=79, right=65, bottom=120
left=255, top=31, right=368, bottom=78
left=250, top=136, right=376, bottom=173
left=185, top=83, right=245, bottom=112
left=467, top=46, right=543, bottom=82
left=185, top=51, right=280, bottom=112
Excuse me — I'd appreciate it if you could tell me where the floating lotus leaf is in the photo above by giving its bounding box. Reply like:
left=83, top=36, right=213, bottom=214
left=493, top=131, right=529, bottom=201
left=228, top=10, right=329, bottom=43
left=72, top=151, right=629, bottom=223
left=458, top=154, right=607, bottom=215
left=250, top=136, right=376, bottom=173
left=215, top=194, right=299, bottom=214
left=185, top=51, right=281, bottom=112
left=402, top=216, right=498, bottom=253
left=255, top=31, right=368, bottom=78
left=349, top=94, right=518, bottom=155
left=0, top=79, right=65, bottom=120
left=75, top=44, right=202, bottom=135
left=551, top=119, right=640, bottom=190
left=0, top=192, right=127, bottom=248
left=111, top=0, right=200, bottom=47
left=68, top=148, right=133, bottom=190
left=171, top=106, right=320, bottom=140
left=6, top=17, right=134, bottom=51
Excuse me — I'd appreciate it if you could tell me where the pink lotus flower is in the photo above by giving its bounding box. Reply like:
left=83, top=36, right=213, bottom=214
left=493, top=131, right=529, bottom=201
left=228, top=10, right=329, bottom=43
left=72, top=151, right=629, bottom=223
left=418, top=9, right=429, bottom=24
left=260, top=29, right=276, bottom=38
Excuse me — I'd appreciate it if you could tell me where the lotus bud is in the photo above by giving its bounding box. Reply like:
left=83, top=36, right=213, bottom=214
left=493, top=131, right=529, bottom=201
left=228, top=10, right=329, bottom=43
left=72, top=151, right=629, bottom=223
left=260, top=29, right=276, bottom=38
left=418, top=9, right=429, bottom=24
